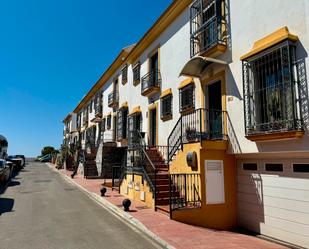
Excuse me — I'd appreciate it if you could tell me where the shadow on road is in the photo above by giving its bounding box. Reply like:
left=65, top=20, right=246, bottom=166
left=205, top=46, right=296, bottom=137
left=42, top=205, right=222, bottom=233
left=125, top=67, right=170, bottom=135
left=0, top=198, right=14, bottom=215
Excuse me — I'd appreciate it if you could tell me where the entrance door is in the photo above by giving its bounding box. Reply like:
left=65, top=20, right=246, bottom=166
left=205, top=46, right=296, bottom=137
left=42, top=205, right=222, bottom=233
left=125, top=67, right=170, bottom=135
left=149, top=108, right=157, bottom=147
left=205, top=160, right=225, bottom=204
left=207, top=81, right=222, bottom=139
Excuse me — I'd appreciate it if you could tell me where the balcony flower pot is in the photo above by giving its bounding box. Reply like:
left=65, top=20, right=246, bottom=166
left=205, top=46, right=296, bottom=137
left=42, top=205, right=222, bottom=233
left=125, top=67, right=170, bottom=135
left=185, top=127, right=197, bottom=142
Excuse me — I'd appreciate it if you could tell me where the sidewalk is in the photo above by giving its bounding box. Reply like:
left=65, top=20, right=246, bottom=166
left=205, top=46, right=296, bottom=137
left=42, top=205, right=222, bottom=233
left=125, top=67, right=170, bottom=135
left=49, top=164, right=286, bottom=249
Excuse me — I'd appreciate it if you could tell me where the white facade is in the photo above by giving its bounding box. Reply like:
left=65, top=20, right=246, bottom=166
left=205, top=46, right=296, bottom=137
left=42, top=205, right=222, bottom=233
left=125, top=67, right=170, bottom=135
left=63, top=1, right=309, bottom=247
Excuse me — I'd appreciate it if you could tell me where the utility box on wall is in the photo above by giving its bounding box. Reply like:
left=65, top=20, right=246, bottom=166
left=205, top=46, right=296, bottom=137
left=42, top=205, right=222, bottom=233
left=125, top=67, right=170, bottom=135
left=186, top=151, right=197, bottom=169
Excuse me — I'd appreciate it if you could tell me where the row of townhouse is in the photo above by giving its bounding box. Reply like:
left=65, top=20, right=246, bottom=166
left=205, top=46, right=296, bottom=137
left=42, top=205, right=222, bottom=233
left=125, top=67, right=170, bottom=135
left=62, top=0, right=309, bottom=247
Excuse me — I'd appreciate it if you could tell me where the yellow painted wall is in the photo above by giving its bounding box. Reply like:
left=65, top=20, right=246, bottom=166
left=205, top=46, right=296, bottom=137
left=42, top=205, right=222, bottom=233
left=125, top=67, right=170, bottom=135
left=120, top=173, right=155, bottom=209
left=170, top=142, right=237, bottom=230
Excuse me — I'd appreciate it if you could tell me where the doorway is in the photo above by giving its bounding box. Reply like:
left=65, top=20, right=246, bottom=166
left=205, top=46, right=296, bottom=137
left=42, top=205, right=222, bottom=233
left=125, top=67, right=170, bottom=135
left=149, top=108, right=157, bottom=147
left=206, top=81, right=223, bottom=139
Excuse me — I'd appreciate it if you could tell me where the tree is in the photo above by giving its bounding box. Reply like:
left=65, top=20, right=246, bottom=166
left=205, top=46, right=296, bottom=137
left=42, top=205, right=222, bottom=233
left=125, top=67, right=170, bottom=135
left=41, top=146, right=57, bottom=156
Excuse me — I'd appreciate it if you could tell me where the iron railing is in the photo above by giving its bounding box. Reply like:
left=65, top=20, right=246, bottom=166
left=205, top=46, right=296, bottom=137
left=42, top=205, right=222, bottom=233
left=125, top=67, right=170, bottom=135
left=127, top=130, right=157, bottom=208
left=108, top=91, right=119, bottom=107
left=169, top=173, right=201, bottom=213
left=167, top=108, right=227, bottom=162
left=190, top=0, right=227, bottom=57
left=95, top=104, right=103, bottom=117
left=141, top=70, right=162, bottom=95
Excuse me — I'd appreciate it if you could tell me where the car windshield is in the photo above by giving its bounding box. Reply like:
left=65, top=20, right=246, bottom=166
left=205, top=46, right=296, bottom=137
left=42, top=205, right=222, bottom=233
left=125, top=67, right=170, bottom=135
left=0, top=161, right=5, bottom=168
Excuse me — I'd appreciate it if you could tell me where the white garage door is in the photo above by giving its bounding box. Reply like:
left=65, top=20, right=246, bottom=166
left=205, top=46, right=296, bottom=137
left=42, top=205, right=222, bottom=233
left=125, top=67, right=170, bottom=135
left=237, top=160, right=309, bottom=248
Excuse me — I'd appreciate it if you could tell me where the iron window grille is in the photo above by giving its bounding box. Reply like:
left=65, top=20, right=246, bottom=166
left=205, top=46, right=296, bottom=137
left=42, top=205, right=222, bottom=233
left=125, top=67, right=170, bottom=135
left=117, top=107, right=128, bottom=140
left=122, top=64, right=128, bottom=84
left=133, top=62, right=141, bottom=86
left=161, top=94, right=173, bottom=119
left=179, top=84, right=195, bottom=113
left=242, top=41, right=303, bottom=136
left=190, top=0, right=227, bottom=57
left=106, top=115, right=112, bottom=130
left=128, top=113, right=142, bottom=146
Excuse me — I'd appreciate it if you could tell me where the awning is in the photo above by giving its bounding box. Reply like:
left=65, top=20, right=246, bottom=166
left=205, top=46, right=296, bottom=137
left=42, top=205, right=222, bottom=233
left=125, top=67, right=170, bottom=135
left=179, top=56, right=227, bottom=78
left=160, top=88, right=172, bottom=98
left=90, top=117, right=102, bottom=123
left=129, top=106, right=141, bottom=116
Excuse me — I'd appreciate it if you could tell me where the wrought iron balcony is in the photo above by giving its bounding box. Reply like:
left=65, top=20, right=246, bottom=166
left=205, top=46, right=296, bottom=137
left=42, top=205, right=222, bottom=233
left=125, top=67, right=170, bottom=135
left=108, top=91, right=119, bottom=108
left=141, top=70, right=161, bottom=97
left=95, top=104, right=103, bottom=118
left=167, top=108, right=227, bottom=162
left=190, top=0, right=227, bottom=57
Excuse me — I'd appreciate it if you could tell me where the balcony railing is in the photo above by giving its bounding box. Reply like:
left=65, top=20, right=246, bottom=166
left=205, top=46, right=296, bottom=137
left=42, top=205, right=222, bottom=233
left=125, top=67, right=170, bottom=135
left=190, top=0, right=227, bottom=57
left=108, top=91, right=119, bottom=107
left=95, top=104, right=103, bottom=118
left=167, top=108, right=227, bottom=162
left=141, top=70, right=161, bottom=96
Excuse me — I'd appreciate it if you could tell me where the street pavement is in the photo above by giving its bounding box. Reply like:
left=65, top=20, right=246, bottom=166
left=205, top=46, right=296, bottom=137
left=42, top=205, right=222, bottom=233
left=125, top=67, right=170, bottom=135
left=0, top=162, right=163, bottom=249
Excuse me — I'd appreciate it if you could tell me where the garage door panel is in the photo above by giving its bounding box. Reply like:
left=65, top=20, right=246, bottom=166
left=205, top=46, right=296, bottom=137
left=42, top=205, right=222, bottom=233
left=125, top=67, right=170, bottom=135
left=238, top=201, right=309, bottom=227
left=238, top=174, right=309, bottom=190
left=238, top=184, right=309, bottom=202
left=238, top=208, right=309, bottom=238
left=238, top=192, right=309, bottom=214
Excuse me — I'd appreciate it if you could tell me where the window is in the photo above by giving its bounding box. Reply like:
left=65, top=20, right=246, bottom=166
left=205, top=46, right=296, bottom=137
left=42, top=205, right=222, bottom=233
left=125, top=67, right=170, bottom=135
left=265, top=163, right=283, bottom=172
left=89, top=101, right=93, bottom=113
left=293, top=164, right=309, bottom=173
left=106, top=115, right=111, bottom=130
left=117, top=108, right=128, bottom=140
left=243, top=163, right=257, bottom=171
left=122, top=64, right=128, bottom=84
left=128, top=113, right=142, bottom=145
left=161, top=94, right=172, bottom=120
left=102, top=118, right=106, bottom=132
left=179, top=84, right=195, bottom=113
left=133, top=62, right=140, bottom=86
left=243, top=41, right=302, bottom=136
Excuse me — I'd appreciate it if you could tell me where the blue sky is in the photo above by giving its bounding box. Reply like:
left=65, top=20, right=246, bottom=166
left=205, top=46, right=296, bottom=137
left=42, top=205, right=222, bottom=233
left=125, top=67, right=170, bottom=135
left=0, top=0, right=171, bottom=157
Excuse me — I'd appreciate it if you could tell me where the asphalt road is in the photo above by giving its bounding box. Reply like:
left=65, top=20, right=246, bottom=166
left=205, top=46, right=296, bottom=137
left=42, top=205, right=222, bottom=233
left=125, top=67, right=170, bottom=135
left=0, top=162, right=163, bottom=249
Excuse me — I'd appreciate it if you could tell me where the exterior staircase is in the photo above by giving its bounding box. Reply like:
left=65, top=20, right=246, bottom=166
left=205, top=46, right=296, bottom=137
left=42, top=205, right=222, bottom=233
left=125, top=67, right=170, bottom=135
left=146, top=147, right=171, bottom=214
left=84, top=149, right=99, bottom=178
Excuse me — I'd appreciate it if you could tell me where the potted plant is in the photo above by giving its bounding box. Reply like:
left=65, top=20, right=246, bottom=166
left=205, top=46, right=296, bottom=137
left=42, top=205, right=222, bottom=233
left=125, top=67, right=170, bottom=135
left=185, top=127, right=197, bottom=142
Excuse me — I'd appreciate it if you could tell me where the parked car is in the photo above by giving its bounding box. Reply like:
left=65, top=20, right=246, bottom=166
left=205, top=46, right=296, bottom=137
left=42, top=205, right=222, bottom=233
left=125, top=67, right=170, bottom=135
left=0, top=159, right=10, bottom=185
left=6, top=155, right=24, bottom=171
left=15, top=155, right=26, bottom=167
left=40, top=154, right=52, bottom=163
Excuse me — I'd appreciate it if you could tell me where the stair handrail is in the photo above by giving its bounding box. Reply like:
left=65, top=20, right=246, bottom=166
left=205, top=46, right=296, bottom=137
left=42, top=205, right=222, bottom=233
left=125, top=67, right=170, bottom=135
left=135, top=130, right=157, bottom=207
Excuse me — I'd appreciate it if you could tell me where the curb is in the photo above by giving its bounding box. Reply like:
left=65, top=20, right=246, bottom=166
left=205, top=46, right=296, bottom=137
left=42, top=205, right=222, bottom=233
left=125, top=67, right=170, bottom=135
left=46, top=163, right=174, bottom=249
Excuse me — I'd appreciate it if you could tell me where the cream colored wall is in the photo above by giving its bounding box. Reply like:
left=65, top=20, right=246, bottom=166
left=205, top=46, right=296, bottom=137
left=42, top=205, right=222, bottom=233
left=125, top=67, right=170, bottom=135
left=224, top=0, right=309, bottom=156
left=69, top=0, right=309, bottom=157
